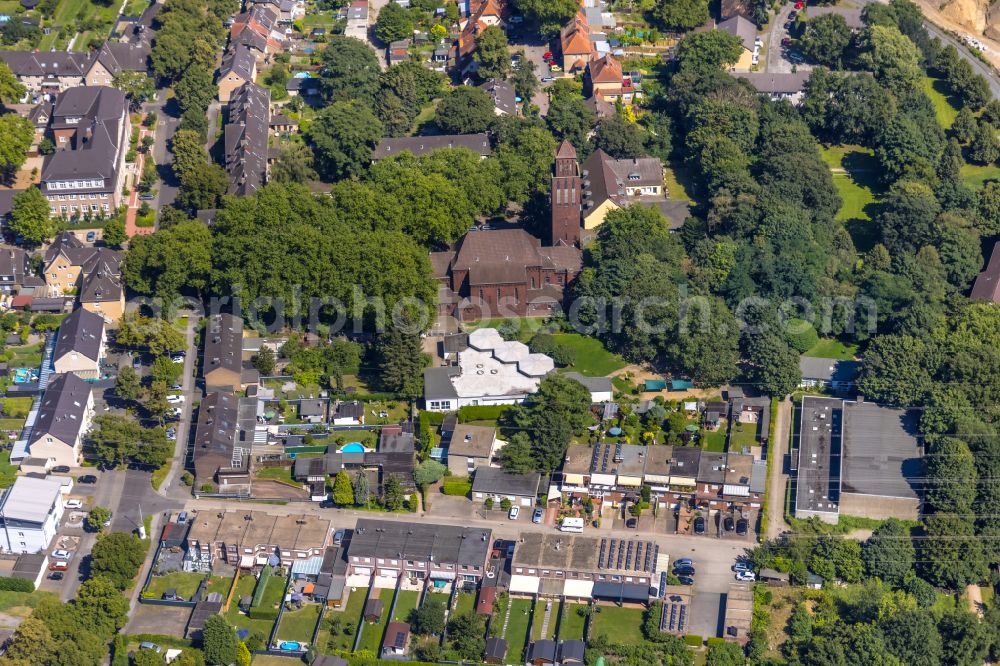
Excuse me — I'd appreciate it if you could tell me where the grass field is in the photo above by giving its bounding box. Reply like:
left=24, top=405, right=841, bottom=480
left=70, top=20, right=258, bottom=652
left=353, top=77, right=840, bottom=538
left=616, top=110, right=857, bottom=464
left=804, top=338, right=858, bottom=360
left=357, top=589, right=395, bottom=653
left=0, top=397, right=32, bottom=418
left=225, top=574, right=279, bottom=637
left=0, top=590, right=58, bottom=617
left=703, top=429, right=727, bottom=452
left=530, top=599, right=554, bottom=640
left=729, top=422, right=759, bottom=450
left=318, top=588, right=368, bottom=653
left=39, top=0, right=120, bottom=50
left=558, top=603, right=588, bottom=640
left=923, top=76, right=960, bottom=129
left=277, top=604, right=322, bottom=644
left=454, top=591, right=476, bottom=616
left=0, top=450, right=17, bottom=488
left=145, top=572, right=207, bottom=600
left=392, top=590, right=420, bottom=622
left=589, top=605, right=646, bottom=645
left=505, top=598, right=533, bottom=663
left=259, top=574, right=288, bottom=610
left=663, top=161, right=696, bottom=203
left=819, top=144, right=882, bottom=251
left=960, top=162, right=1000, bottom=190
left=255, top=466, right=295, bottom=485
left=252, top=656, right=304, bottom=666
left=151, top=460, right=171, bottom=491
left=552, top=333, right=626, bottom=377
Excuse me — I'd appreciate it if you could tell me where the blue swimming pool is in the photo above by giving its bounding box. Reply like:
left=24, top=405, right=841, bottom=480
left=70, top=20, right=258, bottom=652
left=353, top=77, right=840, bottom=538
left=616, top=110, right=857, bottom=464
left=279, top=641, right=301, bottom=651
left=340, top=442, right=365, bottom=453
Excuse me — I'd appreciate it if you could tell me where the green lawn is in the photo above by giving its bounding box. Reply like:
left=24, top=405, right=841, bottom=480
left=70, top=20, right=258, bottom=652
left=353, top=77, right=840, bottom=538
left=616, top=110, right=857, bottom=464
left=255, top=466, right=295, bottom=485
left=259, top=574, right=288, bottom=610
left=729, top=422, right=759, bottom=450
left=145, top=572, right=207, bottom=600
left=151, top=460, right=171, bottom=491
left=357, top=589, right=395, bottom=653
left=318, top=588, right=368, bottom=653
left=819, top=145, right=882, bottom=250
left=530, top=599, right=552, bottom=640
left=392, top=590, right=420, bottom=622
left=225, top=574, right=279, bottom=637
left=0, top=590, right=58, bottom=617
left=454, top=591, right=476, bottom=616
left=0, top=450, right=17, bottom=488
left=703, top=429, right=727, bottom=452
left=277, top=604, right=322, bottom=644
left=0, top=397, right=32, bottom=418
left=960, top=162, right=1000, bottom=190
left=558, top=603, right=589, bottom=640
left=804, top=338, right=858, bottom=360
left=552, top=333, right=626, bottom=377
left=663, top=161, right=696, bottom=203
left=923, top=76, right=960, bottom=129
left=505, top=598, right=534, bottom=663
left=589, top=605, right=646, bottom=645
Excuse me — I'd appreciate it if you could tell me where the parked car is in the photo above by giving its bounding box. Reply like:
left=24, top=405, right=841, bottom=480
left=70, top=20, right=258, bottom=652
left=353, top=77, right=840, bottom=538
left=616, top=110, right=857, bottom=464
left=51, top=465, right=70, bottom=474
left=788, top=10, right=797, bottom=19
left=674, top=558, right=694, bottom=568
left=673, top=565, right=696, bottom=576
left=543, top=51, right=553, bottom=58
left=48, top=571, right=64, bottom=581
left=177, top=511, right=188, bottom=524
left=508, top=506, right=520, bottom=520
left=549, top=64, right=562, bottom=72
left=781, top=36, right=792, bottom=46
left=103, top=513, right=113, bottom=528
left=783, top=20, right=793, bottom=30
left=52, top=549, right=71, bottom=560
left=169, top=383, right=182, bottom=390
left=532, top=508, right=544, bottom=524
left=85, top=231, right=96, bottom=243
left=139, top=642, right=162, bottom=654
left=48, top=561, right=68, bottom=571
left=694, top=516, right=706, bottom=534
left=79, top=475, right=97, bottom=484
left=724, top=516, right=735, bottom=531
left=625, top=517, right=638, bottom=529
left=736, top=571, right=757, bottom=582
left=736, top=518, right=749, bottom=535
left=171, top=355, right=184, bottom=364
left=166, top=394, right=185, bottom=404
left=677, top=575, right=695, bottom=586
left=732, top=560, right=751, bottom=573
left=165, top=428, right=177, bottom=441
left=333, top=529, right=345, bottom=546
left=542, top=76, right=555, bottom=82
left=132, top=355, right=142, bottom=369
left=65, top=499, right=83, bottom=509
left=139, top=193, right=155, bottom=200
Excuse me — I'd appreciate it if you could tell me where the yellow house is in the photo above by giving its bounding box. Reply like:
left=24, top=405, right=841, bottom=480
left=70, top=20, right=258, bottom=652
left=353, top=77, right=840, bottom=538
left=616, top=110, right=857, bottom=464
left=27, top=373, right=94, bottom=468
left=80, top=272, right=125, bottom=324
left=581, top=150, right=666, bottom=234
left=218, top=45, right=257, bottom=103
left=52, top=308, right=106, bottom=378
left=717, top=16, right=758, bottom=72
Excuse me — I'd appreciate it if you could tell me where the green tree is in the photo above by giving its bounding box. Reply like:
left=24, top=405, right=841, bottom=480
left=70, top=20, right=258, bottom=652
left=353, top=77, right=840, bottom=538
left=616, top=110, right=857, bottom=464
left=145, top=380, right=174, bottom=424
left=447, top=612, right=486, bottom=659
left=410, top=598, right=446, bottom=634
left=90, top=414, right=171, bottom=469
left=375, top=2, right=414, bottom=43
left=413, top=460, right=446, bottom=488
left=270, top=142, right=318, bottom=183
left=881, top=610, right=942, bottom=666
left=122, top=221, right=213, bottom=301
left=86, top=506, right=112, bottom=531
left=103, top=216, right=127, bottom=247
left=252, top=347, right=276, bottom=376
left=0, top=113, right=33, bottom=183
left=381, top=474, right=404, bottom=510
left=9, top=187, right=56, bottom=245
left=151, top=354, right=183, bottom=385
left=202, top=614, right=239, bottom=666
left=115, top=366, right=143, bottom=402
left=308, top=101, right=382, bottom=181
left=592, top=114, right=647, bottom=158
left=743, top=333, right=801, bottom=397
left=653, top=0, right=710, bottom=32
left=112, top=70, right=155, bottom=111
left=90, top=532, right=147, bottom=589
left=920, top=513, right=988, bottom=589
left=800, top=13, right=852, bottom=68
left=861, top=24, right=922, bottom=91
left=236, top=642, right=251, bottom=666
left=115, top=313, right=186, bottom=354
left=546, top=88, right=595, bottom=153
left=178, top=163, right=229, bottom=212
left=170, top=128, right=207, bottom=182
left=968, top=121, right=1000, bottom=165
left=511, top=0, right=579, bottom=33
left=937, top=609, right=991, bottom=666
left=705, top=640, right=745, bottom=666
left=863, top=519, right=915, bottom=586
left=675, top=30, right=744, bottom=72
left=318, top=35, right=382, bottom=103
left=375, top=319, right=424, bottom=397
left=0, top=60, right=25, bottom=103
left=924, top=437, right=977, bottom=514
left=474, top=25, right=510, bottom=79
left=332, top=470, right=354, bottom=505
left=500, top=375, right=593, bottom=472
left=133, top=647, right=164, bottom=666
left=435, top=86, right=496, bottom=134
left=353, top=471, right=370, bottom=506
left=509, top=52, right=539, bottom=102
left=951, top=106, right=977, bottom=143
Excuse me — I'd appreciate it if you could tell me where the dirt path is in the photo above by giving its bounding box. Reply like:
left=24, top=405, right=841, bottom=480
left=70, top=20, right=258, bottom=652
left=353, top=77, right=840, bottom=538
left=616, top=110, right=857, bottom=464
left=766, top=398, right=793, bottom=540
left=967, top=584, right=985, bottom=617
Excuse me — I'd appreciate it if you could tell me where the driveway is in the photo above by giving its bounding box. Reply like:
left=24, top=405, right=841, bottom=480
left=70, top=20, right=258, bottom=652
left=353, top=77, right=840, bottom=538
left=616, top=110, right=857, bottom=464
left=764, top=4, right=812, bottom=74
left=146, top=91, right=180, bottom=213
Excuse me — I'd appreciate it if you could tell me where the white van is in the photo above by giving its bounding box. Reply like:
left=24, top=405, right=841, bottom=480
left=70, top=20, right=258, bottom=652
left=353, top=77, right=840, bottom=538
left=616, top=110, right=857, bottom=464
left=559, top=517, right=584, bottom=533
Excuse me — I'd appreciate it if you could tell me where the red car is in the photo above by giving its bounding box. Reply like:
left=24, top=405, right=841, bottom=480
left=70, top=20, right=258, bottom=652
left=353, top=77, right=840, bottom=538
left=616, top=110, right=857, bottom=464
left=543, top=51, right=553, bottom=59
left=794, top=1, right=804, bottom=8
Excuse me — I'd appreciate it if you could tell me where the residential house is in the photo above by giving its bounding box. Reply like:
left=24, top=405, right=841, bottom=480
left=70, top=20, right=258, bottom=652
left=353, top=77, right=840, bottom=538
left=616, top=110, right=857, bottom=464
left=234, top=29, right=270, bottom=63
left=298, top=399, right=327, bottom=423
left=192, top=391, right=253, bottom=495
left=51, top=307, right=105, bottom=378
left=430, top=229, right=581, bottom=321
left=286, top=76, right=320, bottom=98
left=42, top=233, right=124, bottom=317
left=225, top=82, right=270, bottom=196
left=445, top=423, right=498, bottom=476
left=0, top=51, right=90, bottom=95
left=580, top=150, right=667, bottom=236
left=563, top=372, right=613, bottom=403
left=84, top=41, right=150, bottom=86
left=218, top=45, right=257, bottom=103
left=732, top=71, right=810, bottom=103
left=27, top=373, right=93, bottom=467
left=345, top=518, right=493, bottom=584
left=0, top=246, right=40, bottom=294
left=203, top=314, right=254, bottom=392
left=78, top=266, right=124, bottom=323
left=372, top=133, right=492, bottom=160
left=382, top=622, right=411, bottom=657
left=344, top=0, right=369, bottom=40
left=40, top=86, right=131, bottom=218
left=716, top=16, right=758, bottom=71
left=388, top=39, right=410, bottom=65
left=423, top=328, right=555, bottom=410
left=560, top=14, right=594, bottom=74
left=479, top=78, right=516, bottom=115
left=0, top=477, right=65, bottom=553
left=471, top=467, right=541, bottom=507
left=971, top=240, right=1000, bottom=304
left=230, top=5, right=286, bottom=53
left=292, top=421, right=416, bottom=493
left=457, top=0, right=507, bottom=72
left=585, top=54, right=635, bottom=103
left=331, top=400, right=364, bottom=425
left=798, top=357, right=858, bottom=392
left=269, top=112, right=297, bottom=135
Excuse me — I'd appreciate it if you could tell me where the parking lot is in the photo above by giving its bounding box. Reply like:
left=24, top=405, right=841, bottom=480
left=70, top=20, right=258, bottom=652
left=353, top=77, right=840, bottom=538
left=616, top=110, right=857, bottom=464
left=766, top=3, right=813, bottom=74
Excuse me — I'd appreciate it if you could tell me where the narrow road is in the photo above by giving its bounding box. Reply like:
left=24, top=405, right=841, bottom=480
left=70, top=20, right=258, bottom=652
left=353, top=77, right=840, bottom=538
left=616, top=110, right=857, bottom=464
left=158, top=313, right=199, bottom=500
left=924, top=21, right=1000, bottom=99
left=766, top=397, right=792, bottom=540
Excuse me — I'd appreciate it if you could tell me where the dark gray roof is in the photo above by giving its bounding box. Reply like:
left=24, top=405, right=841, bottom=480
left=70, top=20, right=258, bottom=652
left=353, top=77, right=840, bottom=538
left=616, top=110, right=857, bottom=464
left=79, top=271, right=122, bottom=304
left=225, top=82, right=269, bottom=196
left=0, top=50, right=90, bottom=77
left=527, top=640, right=557, bottom=663
left=0, top=245, right=30, bottom=283
left=372, top=133, right=491, bottom=160
left=591, top=581, right=649, bottom=602
left=193, top=391, right=241, bottom=480
left=799, top=357, right=858, bottom=383
left=423, top=366, right=460, bottom=400
left=669, top=446, right=701, bottom=474
left=733, top=71, right=810, bottom=94
left=563, top=372, right=613, bottom=394
left=31, top=372, right=91, bottom=445
left=0, top=192, right=21, bottom=220
left=54, top=307, right=104, bottom=362
left=479, top=79, right=516, bottom=114
left=334, top=400, right=364, bottom=419
left=717, top=15, right=757, bottom=51
left=204, top=314, right=243, bottom=379
left=471, top=467, right=540, bottom=497
left=298, top=399, right=327, bottom=417
left=484, top=637, right=507, bottom=659
left=93, top=41, right=150, bottom=76
left=558, top=640, right=586, bottom=663
left=220, top=44, right=256, bottom=82
left=41, top=86, right=127, bottom=187
left=795, top=396, right=842, bottom=515
left=807, top=6, right=863, bottom=29
left=841, top=401, right=922, bottom=500
left=698, top=451, right=727, bottom=484
left=349, top=518, right=491, bottom=567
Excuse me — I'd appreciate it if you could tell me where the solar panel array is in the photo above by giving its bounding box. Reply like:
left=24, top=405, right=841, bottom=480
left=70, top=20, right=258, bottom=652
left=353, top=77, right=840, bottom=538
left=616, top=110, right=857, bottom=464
left=660, top=596, right=688, bottom=633
left=595, top=538, right=655, bottom=573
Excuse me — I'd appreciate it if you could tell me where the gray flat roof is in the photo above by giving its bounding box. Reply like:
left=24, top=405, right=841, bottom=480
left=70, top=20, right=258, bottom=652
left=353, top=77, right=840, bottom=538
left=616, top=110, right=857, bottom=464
left=349, top=519, right=492, bottom=568
left=842, top=401, right=922, bottom=500
left=0, top=476, right=62, bottom=523
left=795, top=396, right=842, bottom=515
left=471, top=467, right=540, bottom=497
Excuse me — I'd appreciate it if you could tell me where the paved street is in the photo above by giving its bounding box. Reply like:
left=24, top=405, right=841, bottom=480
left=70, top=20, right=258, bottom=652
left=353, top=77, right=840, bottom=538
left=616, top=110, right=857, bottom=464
left=157, top=314, right=200, bottom=501
left=767, top=398, right=792, bottom=539
left=924, top=21, right=1000, bottom=98
left=146, top=90, right=181, bottom=213
left=764, top=4, right=811, bottom=74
